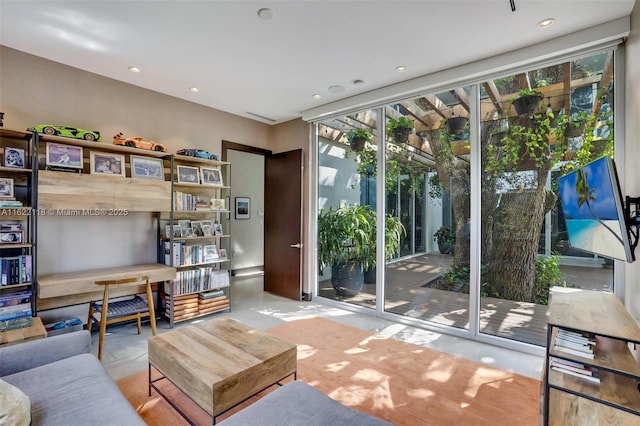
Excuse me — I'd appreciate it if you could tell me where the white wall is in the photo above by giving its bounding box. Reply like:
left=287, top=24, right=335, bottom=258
left=228, top=149, right=264, bottom=271
left=624, top=3, right=640, bottom=322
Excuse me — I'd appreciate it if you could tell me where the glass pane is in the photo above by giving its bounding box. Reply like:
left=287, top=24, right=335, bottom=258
left=383, top=89, right=471, bottom=330
left=479, top=51, right=615, bottom=346
left=317, top=109, right=378, bottom=309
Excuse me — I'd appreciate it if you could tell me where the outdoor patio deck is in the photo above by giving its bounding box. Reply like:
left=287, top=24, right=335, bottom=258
left=319, top=253, right=612, bottom=347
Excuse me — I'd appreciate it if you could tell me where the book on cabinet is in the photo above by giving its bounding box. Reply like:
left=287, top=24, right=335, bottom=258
left=543, top=287, right=640, bottom=425
left=159, top=155, right=231, bottom=327
left=0, top=129, right=38, bottom=333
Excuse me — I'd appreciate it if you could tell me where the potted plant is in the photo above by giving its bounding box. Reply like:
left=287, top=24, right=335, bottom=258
left=386, top=116, right=414, bottom=143
left=446, top=116, right=469, bottom=135
left=318, top=204, right=404, bottom=296
left=345, top=129, right=372, bottom=152
left=557, top=111, right=590, bottom=138
left=434, top=226, right=455, bottom=254
left=512, top=88, right=544, bottom=116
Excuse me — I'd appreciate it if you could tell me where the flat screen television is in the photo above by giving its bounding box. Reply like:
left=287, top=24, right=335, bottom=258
left=557, top=156, right=635, bottom=262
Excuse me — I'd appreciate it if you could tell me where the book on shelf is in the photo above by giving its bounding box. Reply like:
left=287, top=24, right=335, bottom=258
left=553, top=344, right=595, bottom=359
left=0, top=315, right=33, bottom=332
left=550, top=357, right=601, bottom=384
left=554, top=328, right=596, bottom=359
left=550, top=357, right=599, bottom=378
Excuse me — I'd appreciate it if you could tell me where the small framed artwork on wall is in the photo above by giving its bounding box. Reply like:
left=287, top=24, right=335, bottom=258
left=235, top=197, right=250, bottom=220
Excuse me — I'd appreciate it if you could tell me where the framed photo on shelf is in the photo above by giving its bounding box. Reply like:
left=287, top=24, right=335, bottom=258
left=0, top=177, right=14, bottom=198
left=202, top=223, right=213, bottom=237
left=3, top=147, right=25, bottom=168
left=200, top=166, right=223, bottom=186
left=235, top=197, right=250, bottom=219
left=181, top=227, right=194, bottom=238
left=218, top=248, right=227, bottom=260
left=213, top=222, right=223, bottom=236
left=176, top=165, right=200, bottom=184
left=191, top=220, right=203, bottom=236
left=89, top=152, right=126, bottom=177
left=46, top=142, right=83, bottom=169
left=204, top=245, right=219, bottom=262
left=130, top=155, right=164, bottom=180
left=0, top=231, right=22, bottom=243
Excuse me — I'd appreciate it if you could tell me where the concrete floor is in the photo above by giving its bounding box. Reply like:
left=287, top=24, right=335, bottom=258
left=95, top=275, right=544, bottom=382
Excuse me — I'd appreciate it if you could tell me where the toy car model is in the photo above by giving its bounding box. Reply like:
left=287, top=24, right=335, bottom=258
left=28, top=124, right=101, bottom=141
left=176, top=148, right=218, bottom=160
left=112, top=132, right=167, bottom=152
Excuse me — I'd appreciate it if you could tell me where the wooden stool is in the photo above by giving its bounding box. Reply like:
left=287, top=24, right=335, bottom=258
left=87, top=275, right=157, bottom=360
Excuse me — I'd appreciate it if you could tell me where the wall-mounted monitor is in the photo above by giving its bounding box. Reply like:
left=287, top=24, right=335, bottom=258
left=558, top=156, right=634, bottom=263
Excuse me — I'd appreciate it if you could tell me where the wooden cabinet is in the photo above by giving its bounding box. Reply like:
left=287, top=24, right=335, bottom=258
left=543, top=287, right=640, bottom=425
left=0, top=129, right=38, bottom=332
left=160, top=155, right=231, bottom=327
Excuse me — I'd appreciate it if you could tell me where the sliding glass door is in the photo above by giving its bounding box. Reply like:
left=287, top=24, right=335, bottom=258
left=314, top=48, right=618, bottom=349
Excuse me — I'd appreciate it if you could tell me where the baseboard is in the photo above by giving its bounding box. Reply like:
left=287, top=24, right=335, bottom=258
left=231, top=266, right=264, bottom=277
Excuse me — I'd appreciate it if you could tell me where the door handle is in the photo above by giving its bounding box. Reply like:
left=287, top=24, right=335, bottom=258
left=290, top=243, right=302, bottom=249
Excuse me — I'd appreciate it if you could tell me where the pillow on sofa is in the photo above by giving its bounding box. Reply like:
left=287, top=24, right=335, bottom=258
left=0, top=377, right=31, bottom=426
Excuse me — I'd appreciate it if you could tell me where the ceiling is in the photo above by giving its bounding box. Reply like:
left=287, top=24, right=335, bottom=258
left=0, top=1, right=636, bottom=125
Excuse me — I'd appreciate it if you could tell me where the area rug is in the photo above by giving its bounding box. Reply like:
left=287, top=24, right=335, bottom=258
left=117, top=316, right=540, bottom=425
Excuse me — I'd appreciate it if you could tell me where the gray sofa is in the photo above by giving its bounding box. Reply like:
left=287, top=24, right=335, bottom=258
left=0, top=330, right=144, bottom=426
left=218, top=380, right=393, bottom=426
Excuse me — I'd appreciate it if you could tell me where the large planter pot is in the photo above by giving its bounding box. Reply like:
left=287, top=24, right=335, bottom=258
left=446, top=117, right=468, bottom=135
left=364, top=266, right=376, bottom=284
left=349, top=136, right=367, bottom=152
left=331, top=261, right=364, bottom=297
left=391, top=126, right=412, bottom=143
left=513, top=95, right=542, bottom=116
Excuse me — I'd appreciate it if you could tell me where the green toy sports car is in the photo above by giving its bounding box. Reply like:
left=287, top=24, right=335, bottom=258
left=28, top=124, right=101, bottom=142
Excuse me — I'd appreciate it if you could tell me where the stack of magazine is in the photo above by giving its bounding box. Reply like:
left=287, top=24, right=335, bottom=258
left=549, top=356, right=600, bottom=383
left=554, top=329, right=596, bottom=359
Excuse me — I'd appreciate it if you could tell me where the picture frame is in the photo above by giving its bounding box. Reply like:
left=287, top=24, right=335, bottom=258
left=46, top=142, right=83, bottom=169
left=235, top=197, right=250, bottom=219
left=90, top=151, right=126, bottom=176
left=130, top=155, right=164, bottom=180
left=176, top=165, right=200, bottom=184
left=203, top=245, right=219, bottom=262
left=191, top=220, right=203, bottom=237
left=218, top=248, right=227, bottom=260
left=3, top=147, right=25, bottom=169
left=213, top=222, right=223, bottom=236
left=0, top=231, right=22, bottom=243
left=202, top=224, right=213, bottom=237
left=200, top=166, right=223, bottom=186
left=0, top=177, right=14, bottom=198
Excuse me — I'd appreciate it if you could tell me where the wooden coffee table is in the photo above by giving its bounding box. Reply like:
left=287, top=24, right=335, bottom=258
left=148, top=317, right=297, bottom=424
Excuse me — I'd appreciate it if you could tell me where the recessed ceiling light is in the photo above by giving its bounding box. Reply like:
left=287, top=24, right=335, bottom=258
left=538, top=18, right=555, bottom=29
left=257, top=8, right=274, bottom=20
left=189, top=87, right=199, bottom=93
left=128, top=66, right=141, bottom=73
left=395, top=66, right=406, bottom=72
left=312, top=94, right=321, bottom=99
left=328, top=85, right=345, bottom=93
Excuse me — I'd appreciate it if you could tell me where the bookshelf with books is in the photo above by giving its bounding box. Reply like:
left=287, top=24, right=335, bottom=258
left=159, top=155, right=231, bottom=327
left=543, top=288, right=640, bottom=425
left=0, top=129, right=38, bottom=334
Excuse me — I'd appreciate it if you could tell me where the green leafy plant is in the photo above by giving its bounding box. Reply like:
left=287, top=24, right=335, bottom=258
left=317, top=204, right=405, bottom=272
left=345, top=129, right=372, bottom=142
left=386, top=116, right=414, bottom=132
left=534, top=253, right=566, bottom=305
left=517, top=88, right=544, bottom=99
